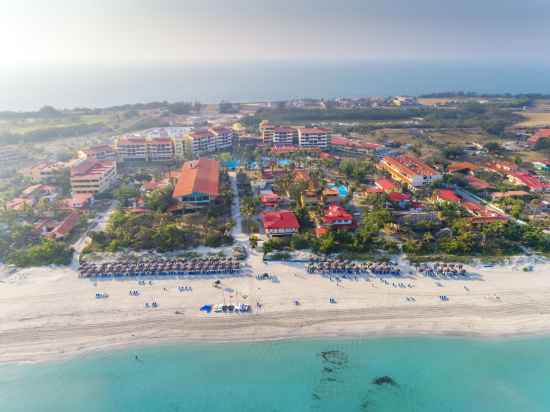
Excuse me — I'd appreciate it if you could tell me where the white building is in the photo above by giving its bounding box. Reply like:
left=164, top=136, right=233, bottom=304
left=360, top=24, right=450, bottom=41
left=297, top=127, right=330, bottom=149
left=70, top=160, right=117, bottom=194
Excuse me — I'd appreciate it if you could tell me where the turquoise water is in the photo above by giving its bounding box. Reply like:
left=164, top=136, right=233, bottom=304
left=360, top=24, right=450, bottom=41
left=1, top=337, right=550, bottom=412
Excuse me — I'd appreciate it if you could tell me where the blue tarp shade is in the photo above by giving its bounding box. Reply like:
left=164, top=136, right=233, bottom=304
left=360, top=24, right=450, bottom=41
left=200, top=304, right=212, bottom=313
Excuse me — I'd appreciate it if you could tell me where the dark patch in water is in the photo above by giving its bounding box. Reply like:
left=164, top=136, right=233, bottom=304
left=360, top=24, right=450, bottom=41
left=319, top=350, right=349, bottom=367
left=312, top=393, right=321, bottom=400
left=322, top=366, right=334, bottom=373
left=372, top=376, right=398, bottom=387
left=360, top=399, right=370, bottom=411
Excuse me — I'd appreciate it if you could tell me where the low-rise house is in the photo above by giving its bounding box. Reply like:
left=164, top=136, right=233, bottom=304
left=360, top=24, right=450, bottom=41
left=465, top=175, right=495, bottom=191
left=448, top=161, right=482, bottom=174
left=387, top=192, right=411, bottom=208
left=321, top=204, right=356, bottom=230
left=6, top=197, right=34, bottom=211
left=48, top=210, right=80, bottom=240
left=375, top=178, right=398, bottom=193
left=485, top=160, right=519, bottom=175
left=64, top=192, right=94, bottom=208
left=260, top=210, right=300, bottom=237
left=322, top=188, right=340, bottom=204
left=301, top=189, right=319, bottom=207
left=508, top=171, right=549, bottom=192
left=260, top=193, right=281, bottom=208
left=432, top=189, right=461, bottom=204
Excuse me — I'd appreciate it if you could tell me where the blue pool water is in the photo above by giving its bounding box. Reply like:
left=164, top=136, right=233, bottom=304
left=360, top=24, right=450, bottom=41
left=2, top=337, right=550, bottom=412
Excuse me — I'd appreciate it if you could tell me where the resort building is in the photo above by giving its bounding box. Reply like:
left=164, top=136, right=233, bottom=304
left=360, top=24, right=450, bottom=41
left=272, top=126, right=298, bottom=146
left=330, top=135, right=381, bottom=155
left=183, top=128, right=235, bottom=158
left=507, top=171, right=549, bottom=192
left=260, top=210, right=300, bottom=237
left=147, top=138, right=175, bottom=162
left=70, top=159, right=117, bottom=194
left=78, top=145, right=117, bottom=161
left=210, top=126, right=235, bottom=151
left=172, top=158, right=220, bottom=208
left=297, top=127, right=330, bottom=149
left=116, top=136, right=148, bottom=161
left=379, top=155, right=442, bottom=189
left=116, top=135, right=176, bottom=162
left=259, top=121, right=275, bottom=145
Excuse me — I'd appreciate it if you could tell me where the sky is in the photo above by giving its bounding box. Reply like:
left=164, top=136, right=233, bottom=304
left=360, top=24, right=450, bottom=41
left=1, top=0, right=550, bottom=67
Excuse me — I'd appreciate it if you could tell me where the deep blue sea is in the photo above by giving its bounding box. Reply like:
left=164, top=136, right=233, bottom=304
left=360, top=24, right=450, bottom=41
left=2, top=337, right=550, bottom=412
left=3, top=61, right=550, bottom=111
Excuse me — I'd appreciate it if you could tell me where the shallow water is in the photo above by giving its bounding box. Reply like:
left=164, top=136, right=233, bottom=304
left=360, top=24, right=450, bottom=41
left=1, top=337, right=550, bottom=411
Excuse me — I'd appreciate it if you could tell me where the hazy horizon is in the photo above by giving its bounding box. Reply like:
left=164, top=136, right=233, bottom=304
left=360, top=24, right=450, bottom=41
left=2, top=0, right=550, bottom=111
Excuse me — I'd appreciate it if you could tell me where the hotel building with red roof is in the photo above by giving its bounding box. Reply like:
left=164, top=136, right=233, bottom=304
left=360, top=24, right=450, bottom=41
left=298, top=127, right=330, bottom=149
left=172, top=159, right=220, bottom=208
left=70, top=159, right=117, bottom=195
left=379, top=154, right=442, bottom=189
left=116, top=136, right=175, bottom=162
left=184, top=127, right=235, bottom=157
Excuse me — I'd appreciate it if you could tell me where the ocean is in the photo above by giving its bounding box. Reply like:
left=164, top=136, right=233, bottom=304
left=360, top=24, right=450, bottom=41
left=2, top=61, right=550, bottom=111
left=1, top=336, right=550, bottom=411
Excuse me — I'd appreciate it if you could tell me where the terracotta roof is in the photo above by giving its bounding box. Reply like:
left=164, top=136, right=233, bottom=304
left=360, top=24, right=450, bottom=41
left=323, top=204, right=354, bottom=225
left=52, top=211, right=80, bottom=237
left=465, top=175, right=495, bottom=190
left=387, top=192, right=411, bottom=202
left=117, top=136, right=147, bottom=145
left=172, top=159, right=220, bottom=198
left=65, top=193, right=93, bottom=207
left=261, top=210, right=300, bottom=230
left=294, top=170, right=310, bottom=182
left=375, top=178, right=398, bottom=192
left=298, top=127, right=330, bottom=134
left=433, top=189, right=461, bottom=203
left=71, top=160, right=115, bottom=178
left=492, top=191, right=531, bottom=199
left=382, top=155, right=439, bottom=177
left=189, top=130, right=214, bottom=140
left=508, top=172, right=549, bottom=191
left=448, top=161, right=482, bottom=173
left=260, top=193, right=281, bottom=205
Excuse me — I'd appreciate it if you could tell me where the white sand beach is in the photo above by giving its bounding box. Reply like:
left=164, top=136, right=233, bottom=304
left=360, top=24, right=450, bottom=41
left=1, top=248, right=550, bottom=364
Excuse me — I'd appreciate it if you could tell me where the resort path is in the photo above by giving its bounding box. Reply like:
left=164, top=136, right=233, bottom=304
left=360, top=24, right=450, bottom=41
left=229, top=171, right=247, bottom=244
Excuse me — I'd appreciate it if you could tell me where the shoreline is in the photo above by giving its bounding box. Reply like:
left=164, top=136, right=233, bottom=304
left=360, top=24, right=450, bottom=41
left=4, top=304, right=550, bottom=366
left=2, top=254, right=550, bottom=365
